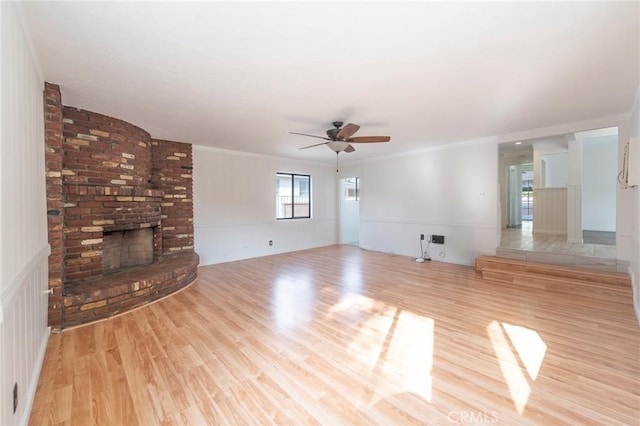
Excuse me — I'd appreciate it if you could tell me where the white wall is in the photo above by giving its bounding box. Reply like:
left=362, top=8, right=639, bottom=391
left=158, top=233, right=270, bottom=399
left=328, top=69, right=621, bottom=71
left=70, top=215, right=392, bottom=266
left=357, top=141, right=499, bottom=265
left=541, top=152, right=568, bottom=187
left=627, top=86, right=640, bottom=323
left=193, top=146, right=338, bottom=265
left=0, top=3, right=50, bottom=425
left=582, top=135, right=617, bottom=231
left=532, top=143, right=567, bottom=188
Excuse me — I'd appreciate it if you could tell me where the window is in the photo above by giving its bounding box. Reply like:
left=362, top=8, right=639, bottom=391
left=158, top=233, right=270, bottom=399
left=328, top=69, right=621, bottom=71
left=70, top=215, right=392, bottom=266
left=276, top=173, right=311, bottom=219
left=344, top=177, right=359, bottom=201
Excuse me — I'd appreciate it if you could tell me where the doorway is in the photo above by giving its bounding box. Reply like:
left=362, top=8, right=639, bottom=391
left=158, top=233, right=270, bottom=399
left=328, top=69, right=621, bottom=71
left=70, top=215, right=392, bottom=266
left=339, top=177, right=360, bottom=245
left=507, top=164, right=522, bottom=228
left=506, top=163, right=534, bottom=227
left=497, top=127, right=618, bottom=262
left=521, top=165, right=533, bottom=222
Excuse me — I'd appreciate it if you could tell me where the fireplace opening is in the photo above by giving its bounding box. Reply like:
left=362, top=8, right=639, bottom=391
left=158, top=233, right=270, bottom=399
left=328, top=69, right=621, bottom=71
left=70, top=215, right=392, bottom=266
left=102, top=228, right=154, bottom=273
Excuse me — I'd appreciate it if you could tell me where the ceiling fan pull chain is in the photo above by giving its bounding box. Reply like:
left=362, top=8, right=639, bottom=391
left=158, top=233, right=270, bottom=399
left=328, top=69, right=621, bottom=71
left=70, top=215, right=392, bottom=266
left=336, top=152, right=339, bottom=173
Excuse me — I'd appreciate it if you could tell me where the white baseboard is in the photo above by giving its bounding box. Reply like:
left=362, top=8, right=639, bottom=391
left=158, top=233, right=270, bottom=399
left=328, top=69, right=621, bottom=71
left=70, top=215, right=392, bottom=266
left=628, top=267, right=640, bottom=327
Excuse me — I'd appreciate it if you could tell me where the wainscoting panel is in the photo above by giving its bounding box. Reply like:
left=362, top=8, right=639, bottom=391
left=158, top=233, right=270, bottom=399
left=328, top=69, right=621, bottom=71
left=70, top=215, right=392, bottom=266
left=533, top=187, right=567, bottom=235
left=195, top=219, right=337, bottom=266
left=0, top=247, right=50, bottom=426
left=359, top=217, right=498, bottom=265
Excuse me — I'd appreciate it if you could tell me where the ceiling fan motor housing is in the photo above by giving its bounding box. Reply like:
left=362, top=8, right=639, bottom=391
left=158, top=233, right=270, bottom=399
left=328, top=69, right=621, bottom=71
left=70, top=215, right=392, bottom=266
left=326, top=121, right=344, bottom=140
left=326, top=128, right=340, bottom=140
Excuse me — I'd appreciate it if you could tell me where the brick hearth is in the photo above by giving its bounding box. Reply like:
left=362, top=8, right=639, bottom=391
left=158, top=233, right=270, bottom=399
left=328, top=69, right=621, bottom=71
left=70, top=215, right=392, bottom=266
left=63, top=252, right=198, bottom=327
left=44, top=83, right=198, bottom=330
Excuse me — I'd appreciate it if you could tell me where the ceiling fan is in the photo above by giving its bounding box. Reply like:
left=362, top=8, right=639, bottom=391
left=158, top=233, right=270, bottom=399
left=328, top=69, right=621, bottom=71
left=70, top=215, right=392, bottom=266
left=290, top=121, right=390, bottom=154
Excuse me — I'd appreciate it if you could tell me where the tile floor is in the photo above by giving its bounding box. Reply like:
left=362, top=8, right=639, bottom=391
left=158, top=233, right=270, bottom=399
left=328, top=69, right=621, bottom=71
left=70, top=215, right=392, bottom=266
left=500, top=222, right=617, bottom=258
left=498, top=221, right=626, bottom=272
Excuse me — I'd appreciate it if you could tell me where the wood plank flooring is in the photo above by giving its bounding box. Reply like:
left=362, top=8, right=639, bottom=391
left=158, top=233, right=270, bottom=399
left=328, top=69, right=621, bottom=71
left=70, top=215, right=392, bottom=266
left=30, top=245, right=640, bottom=425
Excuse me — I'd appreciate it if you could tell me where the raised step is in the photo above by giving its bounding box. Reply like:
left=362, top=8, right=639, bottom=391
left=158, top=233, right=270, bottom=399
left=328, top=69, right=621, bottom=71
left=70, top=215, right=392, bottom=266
left=62, top=251, right=199, bottom=328
left=480, top=267, right=632, bottom=300
left=476, top=255, right=630, bottom=287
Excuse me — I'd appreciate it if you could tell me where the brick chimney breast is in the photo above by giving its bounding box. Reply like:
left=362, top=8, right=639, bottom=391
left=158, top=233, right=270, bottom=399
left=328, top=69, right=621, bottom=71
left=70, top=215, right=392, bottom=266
left=45, top=85, right=196, bottom=330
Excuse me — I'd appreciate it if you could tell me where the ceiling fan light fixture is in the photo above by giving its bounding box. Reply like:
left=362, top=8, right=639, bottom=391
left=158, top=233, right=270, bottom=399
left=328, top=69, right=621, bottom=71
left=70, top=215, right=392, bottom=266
left=327, top=141, right=350, bottom=153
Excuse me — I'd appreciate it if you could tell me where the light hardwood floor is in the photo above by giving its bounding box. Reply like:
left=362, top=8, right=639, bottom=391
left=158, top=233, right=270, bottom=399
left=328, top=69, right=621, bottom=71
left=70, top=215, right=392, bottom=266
left=30, top=245, right=639, bottom=425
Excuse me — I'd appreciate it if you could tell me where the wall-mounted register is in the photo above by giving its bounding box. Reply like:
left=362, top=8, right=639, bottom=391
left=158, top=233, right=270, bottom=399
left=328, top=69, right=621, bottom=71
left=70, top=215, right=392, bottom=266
left=620, top=137, right=639, bottom=188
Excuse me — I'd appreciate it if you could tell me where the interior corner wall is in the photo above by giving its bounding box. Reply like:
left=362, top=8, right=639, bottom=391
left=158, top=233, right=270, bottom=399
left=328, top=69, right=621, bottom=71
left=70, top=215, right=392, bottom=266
left=0, top=3, right=50, bottom=425
left=358, top=141, right=499, bottom=265
left=582, top=136, right=617, bottom=232
left=627, top=85, right=640, bottom=323
left=192, top=146, right=338, bottom=265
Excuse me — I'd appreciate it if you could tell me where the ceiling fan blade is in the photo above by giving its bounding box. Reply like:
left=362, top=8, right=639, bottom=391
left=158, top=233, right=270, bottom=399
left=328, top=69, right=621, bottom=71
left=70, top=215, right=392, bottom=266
left=289, top=132, right=330, bottom=141
left=344, top=144, right=355, bottom=153
left=299, top=141, right=329, bottom=150
left=336, top=123, right=360, bottom=139
left=346, top=136, right=391, bottom=143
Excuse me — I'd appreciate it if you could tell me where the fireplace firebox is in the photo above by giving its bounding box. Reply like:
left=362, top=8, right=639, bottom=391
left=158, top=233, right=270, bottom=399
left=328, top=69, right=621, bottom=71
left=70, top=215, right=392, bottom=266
left=102, top=228, right=154, bottom=272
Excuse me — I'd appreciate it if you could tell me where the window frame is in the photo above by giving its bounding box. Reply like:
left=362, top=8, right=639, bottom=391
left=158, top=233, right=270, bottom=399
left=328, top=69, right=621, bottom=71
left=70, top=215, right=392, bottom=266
left=276, top=172, right=311, bottom=220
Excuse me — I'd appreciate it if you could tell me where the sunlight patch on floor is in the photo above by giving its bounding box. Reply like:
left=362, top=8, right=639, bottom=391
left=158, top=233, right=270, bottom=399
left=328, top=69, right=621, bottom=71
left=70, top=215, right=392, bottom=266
left=328, top=293, right=380, bottom=317
left=502, top=322, right=547, bottom=380
left=487, top=320, right=531, bottom=414
left=272, top=274, right=314, bottom=332
left=331, top=297, right=434, bottom=406
left=379, top=310, right=434, bottom=403
left=348, top=303, right=397, bottom=366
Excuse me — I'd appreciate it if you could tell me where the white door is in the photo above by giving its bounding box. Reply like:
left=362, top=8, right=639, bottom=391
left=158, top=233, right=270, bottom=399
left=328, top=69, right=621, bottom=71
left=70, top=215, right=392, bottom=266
left=507, top=165, right=522, bottom=228
left=339, top=177, right=360, bottom=244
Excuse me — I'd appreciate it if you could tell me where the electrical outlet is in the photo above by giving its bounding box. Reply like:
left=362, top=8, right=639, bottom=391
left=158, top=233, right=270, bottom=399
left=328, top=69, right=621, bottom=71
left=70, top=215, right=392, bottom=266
left=431, top=235, right=445, bottom=244
left=420, top=234, right=424, bottom=240
left=13, top=382, right=17, bottom=414
left=268, top=240, right=273, bottom=246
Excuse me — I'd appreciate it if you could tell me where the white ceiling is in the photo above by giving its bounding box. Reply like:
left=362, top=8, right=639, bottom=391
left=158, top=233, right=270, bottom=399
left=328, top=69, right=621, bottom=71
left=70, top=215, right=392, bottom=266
left=21, top=1, right=639, bottom=165
left=499, top=125, right=620, bottom=158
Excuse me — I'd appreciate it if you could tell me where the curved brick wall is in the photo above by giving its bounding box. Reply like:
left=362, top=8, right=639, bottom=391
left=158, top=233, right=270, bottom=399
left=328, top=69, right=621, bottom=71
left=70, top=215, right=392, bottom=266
left=62, top=107, right=152, bottom=187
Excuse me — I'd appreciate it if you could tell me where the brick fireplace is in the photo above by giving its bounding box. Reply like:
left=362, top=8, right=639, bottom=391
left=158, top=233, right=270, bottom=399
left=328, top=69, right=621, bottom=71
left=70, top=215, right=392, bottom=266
left=44, top=83, right=198, bottom=330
